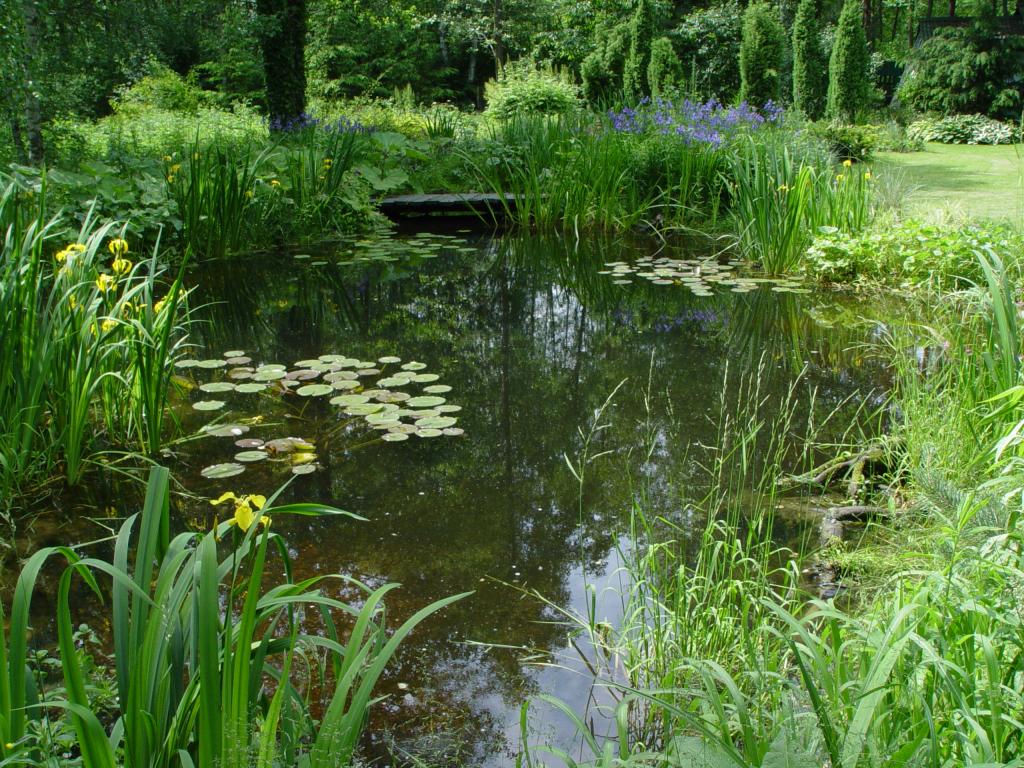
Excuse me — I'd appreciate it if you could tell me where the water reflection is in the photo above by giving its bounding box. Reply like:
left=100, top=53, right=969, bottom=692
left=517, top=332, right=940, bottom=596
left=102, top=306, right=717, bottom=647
left=26, top=232, right=904, bottom=766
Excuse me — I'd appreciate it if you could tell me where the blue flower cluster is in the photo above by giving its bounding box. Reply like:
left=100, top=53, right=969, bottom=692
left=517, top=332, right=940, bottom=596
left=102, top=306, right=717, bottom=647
left=607, top=98, right=783, bottom=146
left=267, top=112, right=368, bottom=134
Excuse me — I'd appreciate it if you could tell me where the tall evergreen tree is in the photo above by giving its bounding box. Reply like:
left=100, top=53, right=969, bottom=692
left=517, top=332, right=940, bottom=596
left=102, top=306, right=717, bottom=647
left=739, top=2, right=785, bottom=108
left=826, top=0, right=871, bottom=122
left=257, top=0, right=307, bottom=125
left=792, top=0, right=827, bottom=119
left=623, top=0, right=655, bottom=103
left=647, top=37, right=682, bottom=98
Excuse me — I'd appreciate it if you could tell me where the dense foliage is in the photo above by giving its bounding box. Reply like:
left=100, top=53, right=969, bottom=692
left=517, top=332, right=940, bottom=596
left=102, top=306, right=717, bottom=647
left=908, top=113, right=1018, bottom=144
left=792, top=0, right=827, bottom=119
left=827, top=0, right=872, bottom=122
left=899, top=21, right=1024, bottom=119
left=739, top=2, right=786, bottom=108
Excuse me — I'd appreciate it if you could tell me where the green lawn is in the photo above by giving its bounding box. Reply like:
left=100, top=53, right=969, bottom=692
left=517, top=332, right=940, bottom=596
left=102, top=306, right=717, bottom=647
left=874, top=143, right=1023, bottom=224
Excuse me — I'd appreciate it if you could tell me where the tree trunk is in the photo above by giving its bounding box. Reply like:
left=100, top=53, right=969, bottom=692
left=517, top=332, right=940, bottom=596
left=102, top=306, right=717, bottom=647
left=258, top=0, right=307, bottom=126
left=948, top=0, right=956, bottom=16
left=492, top=0, right=505, bottom=68
left=21, top=0, right=44, bottom=163
left=9, top=117, right=26, bottom=163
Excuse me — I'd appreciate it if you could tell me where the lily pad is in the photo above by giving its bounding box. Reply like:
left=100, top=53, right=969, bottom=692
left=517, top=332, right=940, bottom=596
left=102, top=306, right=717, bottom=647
left=254, top=369, right=287, bottom=382
left=175, top=359, right=199, bottom=369
left=193, top=400, right=226, bottom=411
left=423, top=385, right=452, bottom=394
left=344, top=403, right=384, bottom=416
left=202, top=424, right=249, bottom=437
left=235, top=438, right=265, bottom=448
left=416, top=416, right=457, bottom=429
left=201, top=462, right=245, bottom=479
left=381, top=432, right=409, bottom=442
left=330, top=380, right=360, bottom=391
left=407, top=395, right=446, bottom=408
left=378, top=356, right=401, bottom=364
left=330, top=394, right=370, bottom=406
left=442, top=427, right=465, bottom=436
left=415, top=428, right=443, bottom=438
left=235, top=450, right=269, bottom=462
left=228, top=368, right=254, bottom=380
left=377, top=377, right=409, bottom=388
left=225, top=356, right=252, bottom=365
left=412, top=373, right=440, bottom=383
left=286, top=369, right=320, bottom=381
left=223, top=350, right=246, bottom=358
left=296, top=383, right=334, bottom=397
left=200, top=382, right=236, bottom=393
left=235, top=382, right=267, bottom=394
left=291, top=464, right=318, bottom=475
left=435, top=405, right=462, bottom=413
left=400, top=361, right=427, bottom=371
left=196, top=359, right=227, bottom=369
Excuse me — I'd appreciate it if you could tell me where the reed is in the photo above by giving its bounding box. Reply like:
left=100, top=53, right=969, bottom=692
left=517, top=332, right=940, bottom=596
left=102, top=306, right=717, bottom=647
left=0, top=467, right=467, bottom=767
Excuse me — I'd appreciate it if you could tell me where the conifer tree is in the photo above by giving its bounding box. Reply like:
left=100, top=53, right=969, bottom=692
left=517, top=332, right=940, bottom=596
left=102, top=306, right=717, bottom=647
left=647, top=37, right=682, bottom=98
left=739, top=2, right=785, bottom=108
left=826, top=0, right=871, bottom=122
left=792, top=0, right=827, bottom=119
left=623, top=0, right=655, bottom=103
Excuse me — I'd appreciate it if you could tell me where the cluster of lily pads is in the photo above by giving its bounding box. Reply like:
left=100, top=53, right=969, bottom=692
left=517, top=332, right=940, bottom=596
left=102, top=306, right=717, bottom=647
left=175, top=350, right=463, bottom=480
left=599, top=256, right=809, bottom=295
left=292, top=231, right=478, bottom=266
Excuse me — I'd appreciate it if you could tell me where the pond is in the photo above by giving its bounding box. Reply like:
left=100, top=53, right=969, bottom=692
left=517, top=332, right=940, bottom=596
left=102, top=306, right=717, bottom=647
left=19, top=228, right=902, bottom=766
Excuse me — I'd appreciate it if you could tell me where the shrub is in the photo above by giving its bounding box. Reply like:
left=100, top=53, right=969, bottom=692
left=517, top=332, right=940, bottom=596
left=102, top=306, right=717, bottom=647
left=739, top=3, right=785, bottom=108
left=810, top=121, right=881, bottom=160
left=908, top=114, right=1017, bottom=145
left=110, top=61, right=213, bottom=116
left=623, top=0, right=656, bottom=103
left=792, top=0, right=827, bottom=119
left=647, top=37, right=682, bottom=98
left=484, top=60, right=581, bottom=120
left=581, top=23, right=631, bottom=103
left=803, top=219, right=1024, bottom=286
left=671, top=1, right=743, bottom=102
left=827, top=0, right=871, bottom=122
left=899, top=21, right=1024, bottom=119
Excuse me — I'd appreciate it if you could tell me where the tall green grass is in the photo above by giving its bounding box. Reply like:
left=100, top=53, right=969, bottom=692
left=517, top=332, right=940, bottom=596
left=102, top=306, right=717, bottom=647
left=0, top=467, right=467, bottom=767
left=524, top=250, right=1024, bottom=767
left=0, top=183, right=189, bottom=502
left=462, top=116, right=729, bottom=232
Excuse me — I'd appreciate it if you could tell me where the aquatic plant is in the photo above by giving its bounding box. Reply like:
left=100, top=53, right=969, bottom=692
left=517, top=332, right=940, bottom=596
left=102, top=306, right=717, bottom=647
left=0, top=466, right=467, bottom=767
left=176, top=350, right=464, bottom=481
left=0, top=183, right=190, bottom=500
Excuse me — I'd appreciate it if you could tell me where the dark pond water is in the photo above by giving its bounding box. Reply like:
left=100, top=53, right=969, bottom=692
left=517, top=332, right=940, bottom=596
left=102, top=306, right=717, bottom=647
left=19, top=228, right=903, bottom=766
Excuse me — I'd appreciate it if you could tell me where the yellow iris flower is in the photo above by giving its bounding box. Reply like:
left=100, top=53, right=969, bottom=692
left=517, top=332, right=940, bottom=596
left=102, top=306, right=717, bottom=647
left=108, top=238, right=129, bottom=257
left=842, top=159, right=853, bottom=168
left=112, top=257, right=132, bottom=276
left=96, top=274, right=116, bottom=292
left=210, top=491, right=270, bottom=530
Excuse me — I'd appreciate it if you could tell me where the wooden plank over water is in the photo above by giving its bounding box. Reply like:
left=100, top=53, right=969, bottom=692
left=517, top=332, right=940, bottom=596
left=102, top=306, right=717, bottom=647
left=379, top=193, right=520, bottom=218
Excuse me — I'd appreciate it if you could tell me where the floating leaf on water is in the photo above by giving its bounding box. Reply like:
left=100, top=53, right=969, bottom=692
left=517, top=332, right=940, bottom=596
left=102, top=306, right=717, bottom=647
left=193, top=400, right=226, bottom=411
left=652, top=279, right=674, bottom=285
left=223, top=350, right=246, bottom=358
left=257, top=363, right=287, bottom=372
left=225, top=356, right=252, bottom=366
left=377, top=376, right=408, bottom=388
left=235, top=438, right=265, bottom=448
left=324, top=371, right=358, bottom=382
left=356, top=368, right=380, bottom=377
left=293, top=254, right=310, bottom=260
left=286, top=369, right=320, bottom=381
left=412, top=373, right=440, bottom=383
left=318, top=354, right=347, bottom=364
left=331, top=394, right=371, bottom=406
left=389, top=424, right=418, bottom=434
left=311, top=260, right=328, bottom=266
left=442, top=427, right=465, bottom=436
left=202, top=424, right=249, bottom=437
left=416, top=416, right=457, bottom=429
left=382, top=432, right=409, bottom=442
left=201, top=462, right=245, bottom=479
left=612, top=280, right=632, bottom=285
left=400, top=361, right=427, bottom=371
left=376, top=391, right=409, bottom=403
left=378, top=355, right=401, bottom=364
left=254, top=369, right=287, bottom=382
left=407, top=395, right=446, bottom=408
left=296, top=384, right=333, bottom=397
left=344, top=403, right=384, bottom=416
left=200, top=382, right=236, bottom=393
left=235, top=450, right=269, bottom=463
left=435, top=404, right=462, bottom=413
left=235, top=382, right=267, bottom=394
left=228, top=368, right=254, bottom=380
left=416, top=428, right=443, bottom=438
left=175, top=359, right=199, bottom=369
left=291, top=464, right=317, bottom=475
left=196, top=359, right=227, bottom=369
left=330, top=380, right=359, bottom=391
left=423, top=384, right=452, bottom=394
left=291, top=452, right=317, bottom=465
left=294, top=359, right=322, bottom=368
